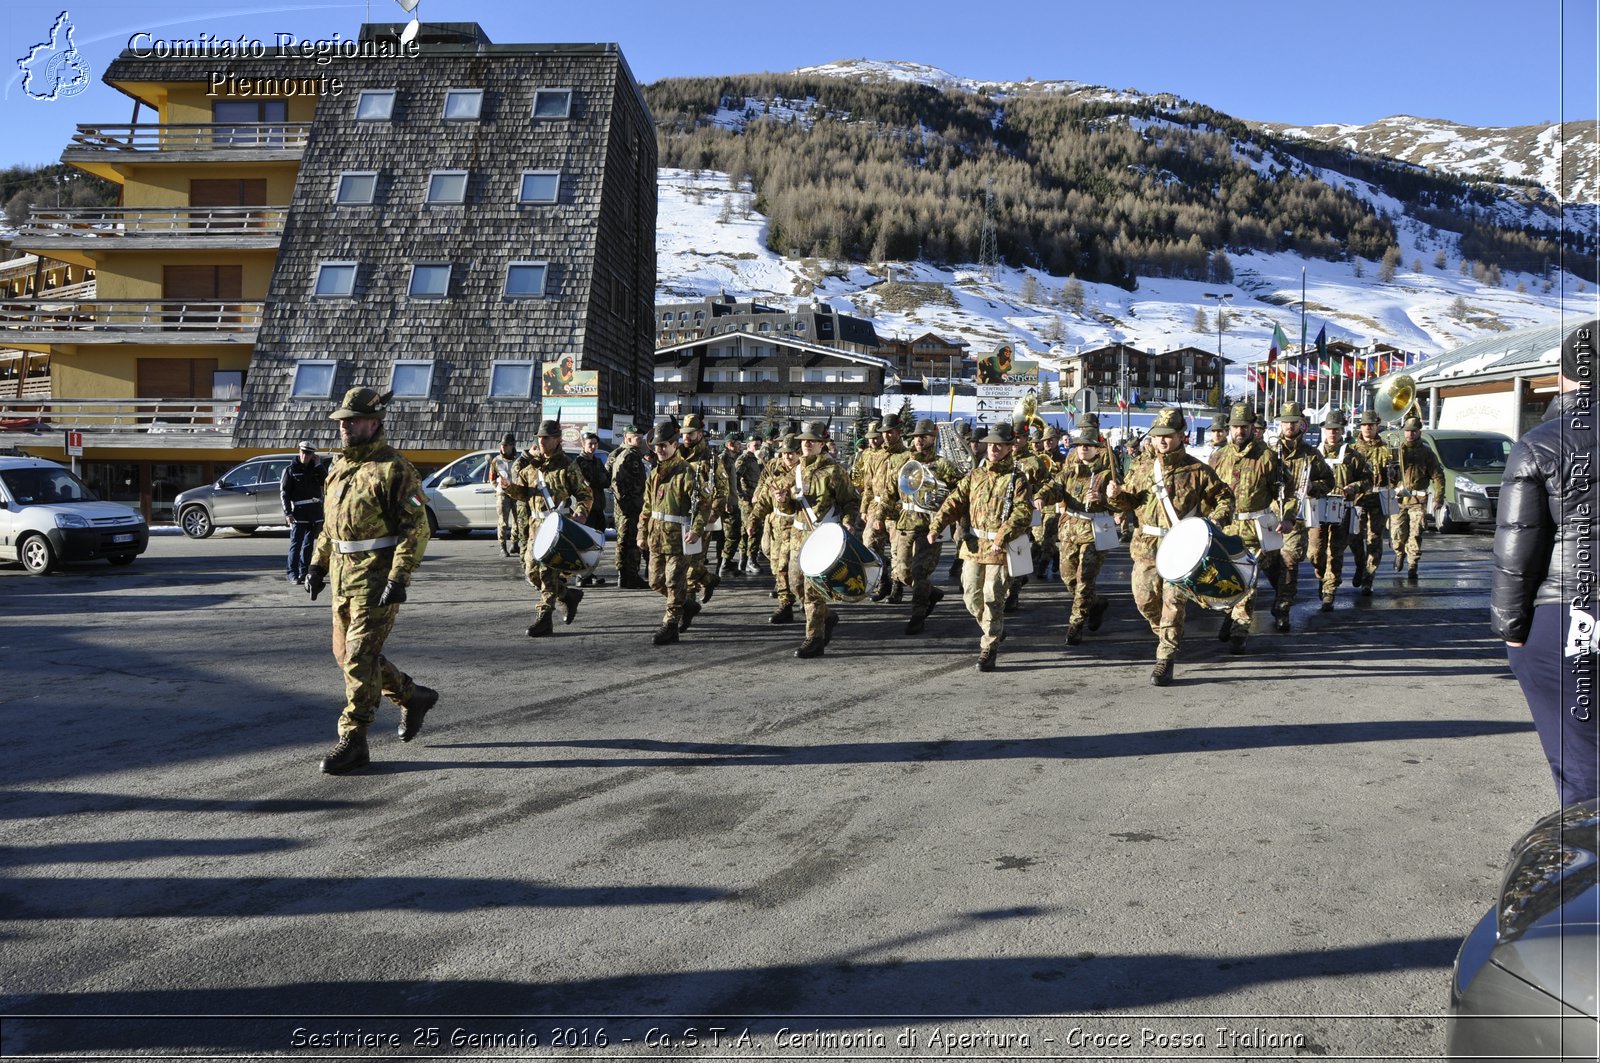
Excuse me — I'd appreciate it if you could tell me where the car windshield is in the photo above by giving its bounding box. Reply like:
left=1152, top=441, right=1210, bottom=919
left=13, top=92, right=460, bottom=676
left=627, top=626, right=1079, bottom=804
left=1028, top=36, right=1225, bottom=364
left=1, top=466, right=100, bottom=505
left=430, top=454, right=489, bottom=486
left=1434, top=437, right=1511, bottom=472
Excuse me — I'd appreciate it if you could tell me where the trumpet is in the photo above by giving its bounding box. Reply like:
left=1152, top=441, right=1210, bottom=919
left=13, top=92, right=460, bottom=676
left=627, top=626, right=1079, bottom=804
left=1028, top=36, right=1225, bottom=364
left=898, top=460, right=952, bottom=514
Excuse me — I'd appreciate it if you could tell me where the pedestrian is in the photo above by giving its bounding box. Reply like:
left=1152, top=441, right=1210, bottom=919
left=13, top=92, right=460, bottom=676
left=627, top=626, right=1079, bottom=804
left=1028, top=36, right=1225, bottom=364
left=487, top=433, right=519, bottom=557
left=303, top=388, right=437, bottom=775
left=279, top=441, right=326, bottom=584
left=1492, top=319, right=1600, bottom=806
left=573, top=429, right=611, bottom=587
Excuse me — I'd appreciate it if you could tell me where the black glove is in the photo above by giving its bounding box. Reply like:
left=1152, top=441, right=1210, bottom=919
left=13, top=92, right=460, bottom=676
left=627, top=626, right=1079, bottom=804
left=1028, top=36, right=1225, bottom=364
left=304, top=566, right=327, bottom=601
left=377, top=579, right=408, bottom=607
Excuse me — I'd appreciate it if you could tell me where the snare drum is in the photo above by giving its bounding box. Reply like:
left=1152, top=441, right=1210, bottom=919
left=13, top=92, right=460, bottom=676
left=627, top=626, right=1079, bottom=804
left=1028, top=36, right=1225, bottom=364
left=531, top=512, right=604, bottom=574
left=1154, top=517, right=1259, bottom=611
left=798, top=522, right=882, bottom=602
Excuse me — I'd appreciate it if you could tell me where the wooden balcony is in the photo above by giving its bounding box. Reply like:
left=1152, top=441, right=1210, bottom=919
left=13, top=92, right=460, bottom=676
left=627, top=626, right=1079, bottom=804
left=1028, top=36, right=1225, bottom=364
left=62, top=123, right=310, bottom=164
left=0, top=397, right=239, bottom=447
left=0, top=300, right=262, bottom=345
left=17, top=207, right=287, bottom=251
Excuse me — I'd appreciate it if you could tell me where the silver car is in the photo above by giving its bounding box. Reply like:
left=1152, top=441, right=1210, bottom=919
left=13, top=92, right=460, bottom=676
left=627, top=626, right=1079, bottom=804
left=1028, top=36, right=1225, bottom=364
left=1447, top=800, right=1600, bottom=1059
left=175, top=454, right=297, bottom=538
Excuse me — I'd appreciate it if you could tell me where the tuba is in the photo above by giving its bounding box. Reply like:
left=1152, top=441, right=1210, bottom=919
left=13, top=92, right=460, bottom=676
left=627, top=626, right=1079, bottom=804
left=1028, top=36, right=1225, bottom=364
left=898, top=459, right=952, bottom=514
left=1373, top=373, right=1417, bottom=423
left=1011, top=390, right=1048, bottom=435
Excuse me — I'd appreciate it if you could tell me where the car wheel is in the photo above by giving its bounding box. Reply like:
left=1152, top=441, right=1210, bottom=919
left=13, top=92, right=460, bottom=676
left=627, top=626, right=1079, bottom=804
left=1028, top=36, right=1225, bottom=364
left=229, top=526, right=259, bottom=536
left=426, top=508, right=440, bottom=535
left=19, top=534, right=56, bottom=576
left=107, top=554, right=136, bottom=566
left=180, top=505, right=214, bottom=539
left=449, top=527, right=472, bottom=538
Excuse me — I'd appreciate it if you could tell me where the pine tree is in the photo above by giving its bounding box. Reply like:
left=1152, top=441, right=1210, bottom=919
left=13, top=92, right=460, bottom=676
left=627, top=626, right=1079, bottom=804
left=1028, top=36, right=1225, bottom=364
left=1378, top=246, right=1401, bottom=283
left=1434, top=249, right=1448, bottom=270
left=1062, top=275, right=1086, bottom=313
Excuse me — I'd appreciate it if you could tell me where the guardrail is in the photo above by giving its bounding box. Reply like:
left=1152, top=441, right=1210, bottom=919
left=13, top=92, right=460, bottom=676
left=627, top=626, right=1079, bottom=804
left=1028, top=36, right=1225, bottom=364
left=66, top=123, right=312, bottom=152
left=19, top=207, right=288, bottom=238
left=0, top=398, right=239, bottom=434
left=0, top=300, right=263, bottom=333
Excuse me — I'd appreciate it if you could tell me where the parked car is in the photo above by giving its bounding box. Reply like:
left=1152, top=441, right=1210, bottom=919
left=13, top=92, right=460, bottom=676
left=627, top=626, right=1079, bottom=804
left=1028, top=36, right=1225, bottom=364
left=175, top=454, right=298, bottom=538
left=422, top=449, right=615, bottom=535
left=1447, top=801, right=1600, bottom=1059
left=0, top=456, right=149, bottom=575
left=1383, top=428, right=1512, bottom=533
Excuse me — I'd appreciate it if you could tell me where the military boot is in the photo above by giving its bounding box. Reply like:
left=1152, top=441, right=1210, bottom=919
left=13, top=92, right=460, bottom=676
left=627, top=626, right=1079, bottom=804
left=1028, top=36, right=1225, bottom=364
left=1065, top=623, right=1084, bottom=646
left=887, top=581, right=904, bottom=605
left=701, top=574, right=719, bottom=603
left=769, top=601, right=794, bottom=624
left=320, top=733, right=369, bottom=775
left=1230, top=632, right=1248, bottom=655
left=562, top=587, right=584, bottom=624
left=652, top=622, right=680, bottom=646
left=527, top=610, right=554, bottom=638
left=1087, top=597, right=1109, bottom=632
left=1150, top=658, right=1174, bottom=687
left=679, top=598, right=703, bottom=631
left=976, top=645, right=997, bottom=672
left=1003, top=582, right=1021, bottom=614
left=500, top=540, right=512, bottom=557
left=795, top=638, right=825, bottom=659
left=823, top=612, right=839, bottom=645
left=928, top=586, right=946, bottom=612
left=948, top=558, right=963, bottom=583
left=397, top=685, right=438, bottom=742
left=905, top=609, right=928, bottom=635
left=1321, top=598, right=1334, bottom=612
left=870, top=574, right=891, bottom=602
left=1217, top=616, right=1234, bottom=642
left=1407, top=565, right=1419, bottom=583
left=1274, top=612, right=1291, bottom=633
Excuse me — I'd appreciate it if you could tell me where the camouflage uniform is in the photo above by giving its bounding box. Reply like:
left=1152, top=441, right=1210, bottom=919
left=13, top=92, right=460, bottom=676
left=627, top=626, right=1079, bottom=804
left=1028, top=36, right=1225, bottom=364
left=1037, top=440, right=1116, bottom=631
left=606, top=434, right=647, bottom=586
left=1308, top=437, right=1372, bottom=604
left=748, top=445, right=802, bottom=613
left=1348, top=425, right=1396, bottom=590
left=504, top=444, right=593, bottom=623
left=854, top=435, right=890, bottom=581
left=639, top=449, right=712, bottom=634
left=1270, top=430, right=1334, bottom=626
left=487, top=443, right=519, bottom=552
left=932, top=442, right=1033, bottom=656
left=716, top=442, right=744, bottom=572
left=681, top=435, right=728, bottom=600
left=1390, top=431, right=1445, bottom=576
left=734, top=445, right=764, bottom=571
left=1211, top=434, right=1286, bottom=634
left=787, top=444, right=860, bottom=648
left=1108, top=437, right=1235, bottom=667
left=509, top=448, right=538, bottom=549
left=884, top=432, right=961, bottom=625
left=312, top=429, right=431, bottom=741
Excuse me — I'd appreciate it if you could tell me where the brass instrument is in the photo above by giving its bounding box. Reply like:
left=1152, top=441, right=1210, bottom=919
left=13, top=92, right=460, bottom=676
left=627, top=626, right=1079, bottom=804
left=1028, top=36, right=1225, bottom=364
left=1373, top=373, right=1417, bottom=423
left=936, top=421, right=973, bottom=475
left=897, top=459, right=953, bottom=514
left=1011, top=390, right=1048, bottom=435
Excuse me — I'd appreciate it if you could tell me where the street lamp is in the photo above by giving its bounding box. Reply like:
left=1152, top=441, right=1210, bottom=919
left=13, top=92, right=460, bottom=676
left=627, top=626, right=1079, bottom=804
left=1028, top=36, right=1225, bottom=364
left=1202, top=291, right=1232, bottom=409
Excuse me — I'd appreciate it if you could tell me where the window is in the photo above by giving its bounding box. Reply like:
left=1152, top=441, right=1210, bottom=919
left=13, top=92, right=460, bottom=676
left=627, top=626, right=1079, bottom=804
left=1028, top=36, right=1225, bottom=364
left=290, top=360, right=337, bottom=399
left=334, top=172, right=377, bottom=205
left=312, top=262, right=357, bottom=298
left=389, top=360, right=434, bottom=399
left=408, top=264, right=452, bottom=299
left=442, top=89, right=484, bottom=120
left=504, top=261, right=548, bottom=298
left=795, top=322, right=807, bottom=332
left=425, top=171, right=467, bottom=205
left=518, top=170, right=560, bottom=204
left=759, top=322, right=771, bottom=332
left=531, top=88, right=572, bottom=119
left=657, top=367, right=686, bottom=384
left=487, top=360, right=535, bottom=399
left=661, top=312, right=673, bottom=324
left=354, top=90, right=396, bottom=120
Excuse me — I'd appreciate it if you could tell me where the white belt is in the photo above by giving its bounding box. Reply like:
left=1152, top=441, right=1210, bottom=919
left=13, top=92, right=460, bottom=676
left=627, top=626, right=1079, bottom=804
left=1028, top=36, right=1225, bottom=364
left=1141, top=524, right=1167, bottom=537
left=650, top=512, right=689, bottom=525
left=336, top=535, right=398, bottom=553
left=972, top=528, right=999, bottom=540
left=1236, top=508, right=1272, bottom=520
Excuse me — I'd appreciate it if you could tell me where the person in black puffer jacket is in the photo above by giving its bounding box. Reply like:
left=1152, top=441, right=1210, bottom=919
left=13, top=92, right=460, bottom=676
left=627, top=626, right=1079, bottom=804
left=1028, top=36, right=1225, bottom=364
left=1491, top=319, right=1599, bottom=806
left=280, top=441, right=328, bottom=585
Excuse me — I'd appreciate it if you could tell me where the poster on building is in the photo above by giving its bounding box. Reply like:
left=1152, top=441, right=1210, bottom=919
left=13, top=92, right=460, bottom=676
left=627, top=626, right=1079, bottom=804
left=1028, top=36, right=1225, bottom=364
left=542, top=357, right=598, bottom=448
left=974, top=344, right=1039, bottom=385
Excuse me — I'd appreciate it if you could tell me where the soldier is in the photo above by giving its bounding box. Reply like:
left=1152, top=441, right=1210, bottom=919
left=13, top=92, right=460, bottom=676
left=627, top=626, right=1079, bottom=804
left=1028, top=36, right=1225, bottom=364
left=1347, top=409, right=1396, bottom=595
left=884, top=419, right=957, bottom=634
left=748, top=434, right=804, bottom=622
left=679, top=413, right=727, bottom=604
left=718, top=433, right=745, bottom=575
left=1032, top=424, right=1064, bottom=579
left=606, top=423, right=648, bottom=588
left=303, top=387, right=437, bottom=775
left=573, top=429, right=611, bottom=587
left=503, top=419, right=593, bottom=637
left=486, top=433, right=520, bottom=557
left=851, top=419, right=884, bottom=508
left=1037, top=426, right=1116, bottom=645
left=929, top=422, right=1032, bottom=671
left=1307, top=411, right=1371, bottom=611
left=1268, top=400, right=1334, bottom=632
left=1105, top=408, right=1235, bottom=686
left=509, top=438, right=541, bottom=552
left=638, top=423, right=713, bottom=645
left=1210, top=404, right=1286, bottom=655
left=866, top=414, right=910, bottom=602
left=788, top=421, right=860, bottom=658
left=1390, top=416, right=1445, bottom=582
left=734, top=435, right=765, bottom=574
left=1201, top=416, right=1227, bottom=465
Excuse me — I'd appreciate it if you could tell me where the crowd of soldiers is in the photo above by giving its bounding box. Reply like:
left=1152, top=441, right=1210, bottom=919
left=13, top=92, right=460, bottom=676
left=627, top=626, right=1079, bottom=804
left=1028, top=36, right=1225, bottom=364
left=494, top=401, right=1445, bottom=686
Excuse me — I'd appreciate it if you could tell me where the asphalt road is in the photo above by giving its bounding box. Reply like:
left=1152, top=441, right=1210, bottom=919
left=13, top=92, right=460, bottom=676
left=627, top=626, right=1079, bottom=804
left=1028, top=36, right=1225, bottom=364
left=0, top=526, right=1549, bottom=1059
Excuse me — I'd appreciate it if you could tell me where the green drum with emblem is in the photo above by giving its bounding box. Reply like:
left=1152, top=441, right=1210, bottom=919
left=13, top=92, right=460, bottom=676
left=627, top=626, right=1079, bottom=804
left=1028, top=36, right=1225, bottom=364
left=798, top=522, right=881, bottom=602
left=1154, top=516, right=1259, bottom=610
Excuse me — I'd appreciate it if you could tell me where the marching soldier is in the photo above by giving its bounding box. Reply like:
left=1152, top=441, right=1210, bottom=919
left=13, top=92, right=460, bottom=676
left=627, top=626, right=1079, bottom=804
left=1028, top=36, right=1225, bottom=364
left=852, top=419, right=884, bottom=504
left=1347, top=410, right=1396, bottom=595
left=1037, top=425, right=1117, bottom=645
left=718, top=433, right=745, bottom=576
left=734, top=435, right=765, bottom=574
left=503, top=419, right=593, bottom=637
left=884, top=419, right=958, bottom=634
left=573, top=429, right=611, bottom=587
left=865, top=416, right=907, bottom=601
left=1269, top=401, right=1334, bottom=632
left=304, top=387, right=437, bottom=775
left=487, top=433, right=520, bottom=557
left=930, top=422, right=1033, bottom=672
left=1210, top=405, right=1286, bottom=655
left=1308, top=411, right=1371, bottom=610
left=789, top=422, right=860, bottom=658
left=748, top=434, right=804, bottom=622
left=1390, top=416, right=1445, bottom=582
left=606, top=423, right=648, bottom=588
left=679, top=413, right=728, bottom=604
left=638, top=423, right=713, bottom=644
left=1032, top=424, right=1064, bottom=580
left=1105, top=408, right=1235, bottom=686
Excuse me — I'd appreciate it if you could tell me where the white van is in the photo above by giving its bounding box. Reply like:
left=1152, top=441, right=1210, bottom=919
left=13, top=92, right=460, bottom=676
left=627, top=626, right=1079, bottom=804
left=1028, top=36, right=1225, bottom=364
left=0, top=456, right=149, bottom=575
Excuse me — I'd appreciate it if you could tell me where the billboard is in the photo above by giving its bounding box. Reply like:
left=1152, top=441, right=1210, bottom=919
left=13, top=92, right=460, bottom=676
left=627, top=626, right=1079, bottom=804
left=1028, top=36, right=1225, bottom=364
left=542, top=357, right=598, bottom=447
left=974, top=344, right=1038, bottom=385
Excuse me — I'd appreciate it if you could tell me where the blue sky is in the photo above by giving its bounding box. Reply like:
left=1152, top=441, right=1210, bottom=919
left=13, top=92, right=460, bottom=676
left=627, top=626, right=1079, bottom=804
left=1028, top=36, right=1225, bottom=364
left=2, top=0, right=1596, bottom=168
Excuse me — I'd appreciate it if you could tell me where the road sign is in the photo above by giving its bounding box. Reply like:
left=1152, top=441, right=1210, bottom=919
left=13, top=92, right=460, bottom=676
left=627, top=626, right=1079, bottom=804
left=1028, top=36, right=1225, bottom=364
left=64, top=430, right=83, bottom=456
left=974, top=384, right=1032, bottom=401
left=1074, top=387, right=1097, bottom=414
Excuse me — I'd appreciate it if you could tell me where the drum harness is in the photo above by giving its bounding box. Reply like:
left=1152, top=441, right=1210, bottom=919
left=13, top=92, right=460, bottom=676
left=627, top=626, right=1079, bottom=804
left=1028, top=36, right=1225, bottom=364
left=1141, top=456, right=1190, bottom=538
left=792, top=463, right=838, bottom=531
left=972, top=466, right=1020, bottom=545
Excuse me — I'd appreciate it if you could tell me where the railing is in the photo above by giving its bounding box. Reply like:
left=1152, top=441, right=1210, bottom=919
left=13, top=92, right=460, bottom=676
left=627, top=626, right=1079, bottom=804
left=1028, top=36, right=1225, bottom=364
left=19, top=207, right=288, bottom=238
left=0, top=279, right=96, bottom=301
left=0, top=398, right=239, bottom=434
left=66, top=123, right=312, bottom=153
left=0, top=300, right=263, bottom=334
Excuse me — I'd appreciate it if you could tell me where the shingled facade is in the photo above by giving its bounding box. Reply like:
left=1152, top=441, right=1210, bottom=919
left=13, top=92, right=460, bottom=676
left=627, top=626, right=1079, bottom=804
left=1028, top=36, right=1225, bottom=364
left=232, top=23, right=656, bottom=451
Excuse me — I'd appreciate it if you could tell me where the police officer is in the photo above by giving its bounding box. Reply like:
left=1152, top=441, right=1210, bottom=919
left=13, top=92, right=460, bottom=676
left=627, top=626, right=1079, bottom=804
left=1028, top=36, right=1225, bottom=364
left=304, top=388, right=437, bottom=775
left=504, top=419, right=593, bottom=636
left=1308, top=411, right=1371, bottom=610
left=606, top=423, right=648, bottom=588
left=1269, top=400, right=1334, bottom=632
left=1390, top=415, right=1445, bottom=582
left=639, top=423, right=712, bottom=644
left=1347, top=410, right=1396, bottom=595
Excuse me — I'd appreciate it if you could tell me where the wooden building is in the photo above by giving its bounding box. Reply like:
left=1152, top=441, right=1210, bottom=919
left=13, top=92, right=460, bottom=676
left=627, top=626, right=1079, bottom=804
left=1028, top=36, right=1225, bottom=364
left=1057, top=343, right=1224, bottom=407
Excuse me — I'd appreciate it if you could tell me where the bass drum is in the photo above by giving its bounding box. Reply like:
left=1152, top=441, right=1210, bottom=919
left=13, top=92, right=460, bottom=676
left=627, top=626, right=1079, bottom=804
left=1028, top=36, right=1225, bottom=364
left=531, top=512, right=604, bottom=575
left=798, top=522, right=881, bottom=603
left=1154, top=516, right=1258, bottom=610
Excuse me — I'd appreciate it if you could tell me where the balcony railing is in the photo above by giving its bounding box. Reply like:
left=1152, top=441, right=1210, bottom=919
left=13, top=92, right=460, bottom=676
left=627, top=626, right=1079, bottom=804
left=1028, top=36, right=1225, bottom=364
left=0, top=398, right=238, bottom=436
left=0, top=300, right=263, bottom=339
left=65, top=123, right=311, bottom=155
left=18, top=206, right=288, bottom=240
